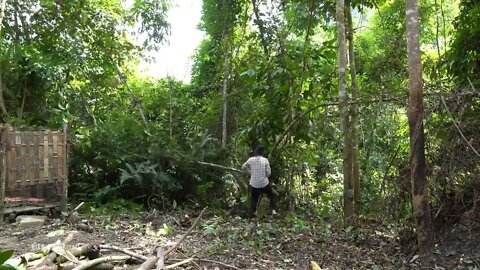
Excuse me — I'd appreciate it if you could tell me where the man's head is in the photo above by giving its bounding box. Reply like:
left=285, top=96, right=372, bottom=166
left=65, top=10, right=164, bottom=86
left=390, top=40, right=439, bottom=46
left=254, top=144, right=265, bottom=156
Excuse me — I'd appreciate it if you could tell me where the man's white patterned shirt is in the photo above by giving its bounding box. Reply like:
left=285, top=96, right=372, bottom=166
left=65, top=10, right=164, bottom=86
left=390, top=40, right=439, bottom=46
left=242, top=156, right=271, bottom=188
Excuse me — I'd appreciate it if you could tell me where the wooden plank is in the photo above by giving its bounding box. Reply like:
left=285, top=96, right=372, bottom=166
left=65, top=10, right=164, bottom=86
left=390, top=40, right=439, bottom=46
left=4, top=203, right=60, bottom=215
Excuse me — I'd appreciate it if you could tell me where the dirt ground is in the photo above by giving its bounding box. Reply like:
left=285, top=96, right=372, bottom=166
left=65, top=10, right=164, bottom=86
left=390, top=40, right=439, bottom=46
left=1, top=208, right=479, bottom=270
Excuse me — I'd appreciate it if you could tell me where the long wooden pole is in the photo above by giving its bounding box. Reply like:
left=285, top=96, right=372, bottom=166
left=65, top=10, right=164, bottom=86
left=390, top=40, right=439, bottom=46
left=61, top=124, right=68, bottom=213
left=0, top=125, right=7, bottom=222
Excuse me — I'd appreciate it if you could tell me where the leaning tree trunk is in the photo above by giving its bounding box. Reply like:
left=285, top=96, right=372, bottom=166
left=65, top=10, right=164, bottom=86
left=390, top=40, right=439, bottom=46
left=346, top=4, right=360, bottom=214
left=405, top=0, right=433, bottom=254
left=336, top=0, right=354, bottom=222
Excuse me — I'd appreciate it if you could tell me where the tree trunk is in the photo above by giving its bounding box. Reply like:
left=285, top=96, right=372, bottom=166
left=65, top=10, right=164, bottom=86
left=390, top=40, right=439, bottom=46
left=167, top=76, right=173, bottom=139
left=251, top=0, right=269, bottom=56
left=0, top=0, right=6, bottom=34
left=346, top=4, right=360, bottom=214
left=405, top=0, right=433, bottom=254
left=336, top=0, right=354, bottom=222
left=0, top=0, right=9, bottom=116
left=221, top=28, right=229, bottom=149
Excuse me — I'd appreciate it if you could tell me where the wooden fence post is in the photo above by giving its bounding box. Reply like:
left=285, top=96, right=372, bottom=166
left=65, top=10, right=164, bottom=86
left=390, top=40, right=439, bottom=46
left=0, top=125, right=8, bottom=223
left=61, top=124, right=68, bottom=213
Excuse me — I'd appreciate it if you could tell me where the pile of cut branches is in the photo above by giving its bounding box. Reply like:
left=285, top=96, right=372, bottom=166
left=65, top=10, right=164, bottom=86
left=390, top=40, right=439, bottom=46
left=6, top=208, right=240, bottom=270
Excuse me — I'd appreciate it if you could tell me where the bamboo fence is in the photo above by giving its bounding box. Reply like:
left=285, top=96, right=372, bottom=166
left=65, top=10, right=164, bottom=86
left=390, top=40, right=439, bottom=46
left=0, top=124, right=68, bottom=222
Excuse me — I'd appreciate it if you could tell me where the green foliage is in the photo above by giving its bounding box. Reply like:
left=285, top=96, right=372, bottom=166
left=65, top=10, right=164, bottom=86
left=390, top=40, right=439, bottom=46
left=0, top=250, right=14, bottom=266
left=0, top=250, right=25, bottom=270
left=84, top=199, right=143, bottom=218
left=448, top=0, right=480, bottom=83
left=130, top=0, right=170, bottom=50
left=0, top=0, right=170, bottom=127
left=0, top=0, right=474, bottom=224
left=285, top=212, right=310, bottom=233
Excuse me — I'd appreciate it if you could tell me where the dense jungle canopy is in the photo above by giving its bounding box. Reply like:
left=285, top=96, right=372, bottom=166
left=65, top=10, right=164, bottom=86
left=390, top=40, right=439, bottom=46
left=0, top=0, right=479, bottom=263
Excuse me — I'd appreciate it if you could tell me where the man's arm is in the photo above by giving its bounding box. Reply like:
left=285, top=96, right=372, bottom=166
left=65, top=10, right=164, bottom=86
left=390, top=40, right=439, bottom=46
left=242, top=159, right=251, bottom=172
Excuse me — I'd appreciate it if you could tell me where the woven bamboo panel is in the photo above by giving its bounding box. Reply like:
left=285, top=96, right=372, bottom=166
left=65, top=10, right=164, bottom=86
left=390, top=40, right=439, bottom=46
left=2, top=126, right=67, bottom=204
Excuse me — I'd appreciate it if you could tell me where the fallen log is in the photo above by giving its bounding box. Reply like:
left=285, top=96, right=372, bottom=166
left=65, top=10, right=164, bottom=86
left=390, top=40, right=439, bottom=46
left=77, top=223, right=94, bottom=233
left=21, top=252, right=43, bottom=262
left=136, top=256, right=158, bottom=270
left=99, top=245, right=147, bottom=262
left=36, top=262, right=115, bottom=270
left=71, top=256, right=130, bottom=270
left=38, top=233, right=75, bottom=267
left=57, top=244, right=100, bottom=263
left=155, top=248, right=164, bottom=270
left=164, top=257, right=193, bottom=269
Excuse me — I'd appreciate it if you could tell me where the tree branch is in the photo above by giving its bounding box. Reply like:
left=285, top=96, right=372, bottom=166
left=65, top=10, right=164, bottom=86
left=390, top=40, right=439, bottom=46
left=72, top=256, right=130, bottom=270
left=193, top=161, right=247, bottom=175
left=99, top=245, right=148, bottom=262
left=440, top=95, right=480, bottom=157
left=165, top=207, right=207, bottom=257
left=101, top=48, right=148, bottom=129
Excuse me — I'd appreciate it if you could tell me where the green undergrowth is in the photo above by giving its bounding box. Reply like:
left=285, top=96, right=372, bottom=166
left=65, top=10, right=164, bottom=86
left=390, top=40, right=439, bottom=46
left=198, top=210, right=335, bottom=256
left=77, top=199, right=143, bottom=220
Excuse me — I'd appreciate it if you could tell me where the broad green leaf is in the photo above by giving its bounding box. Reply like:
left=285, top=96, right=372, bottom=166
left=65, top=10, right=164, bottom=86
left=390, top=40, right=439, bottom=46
left=0, top=251, right=14, bottom=265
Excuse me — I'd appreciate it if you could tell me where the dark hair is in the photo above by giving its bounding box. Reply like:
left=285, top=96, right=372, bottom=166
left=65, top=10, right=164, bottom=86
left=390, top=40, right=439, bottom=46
left=254, top=144, right=265, bottom=156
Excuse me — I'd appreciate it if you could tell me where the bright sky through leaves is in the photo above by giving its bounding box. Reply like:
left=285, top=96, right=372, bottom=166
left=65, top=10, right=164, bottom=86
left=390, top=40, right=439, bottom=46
left=139, top=0, right=204, bottom=82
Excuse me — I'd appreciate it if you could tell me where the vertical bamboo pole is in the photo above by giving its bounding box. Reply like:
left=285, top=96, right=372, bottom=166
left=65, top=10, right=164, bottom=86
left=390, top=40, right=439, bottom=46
left=34, top=131, right=39, bottom=183
left=61, top=124, right=68, bottom=212
left=43, top=130, right=49, bottom=181
left=0, top=125, right=7, bottom=223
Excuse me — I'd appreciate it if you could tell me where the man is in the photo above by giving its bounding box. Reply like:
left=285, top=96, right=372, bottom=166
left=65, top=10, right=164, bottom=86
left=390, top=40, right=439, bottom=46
left=242, top=144, right=277, bottom=217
